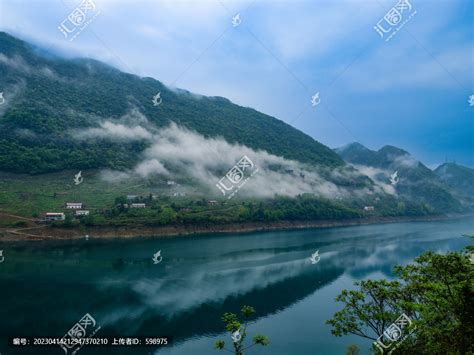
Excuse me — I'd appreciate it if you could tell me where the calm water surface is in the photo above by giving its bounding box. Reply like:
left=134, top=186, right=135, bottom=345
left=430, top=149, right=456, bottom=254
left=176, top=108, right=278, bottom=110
left=0, top=217, right=472, bottom=355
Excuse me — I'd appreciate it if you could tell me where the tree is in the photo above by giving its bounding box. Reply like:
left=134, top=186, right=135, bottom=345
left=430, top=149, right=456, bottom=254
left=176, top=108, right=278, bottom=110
left=81, top=213, right=95, bottom=226
left=114, top=196, right=127, bottom=205
left=214, top=305, right=269, bottom=355
left=326, top=245, right=474, bottom=354
left=346, top=344, right=360, bottom=355
left=62, top=213, right=75, bottom=228
left=157, top=206, right=177, bottom=225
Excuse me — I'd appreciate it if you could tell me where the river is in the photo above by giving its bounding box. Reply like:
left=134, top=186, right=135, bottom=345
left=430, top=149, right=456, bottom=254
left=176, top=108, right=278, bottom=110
left=0, top=216, right=472, bottom=355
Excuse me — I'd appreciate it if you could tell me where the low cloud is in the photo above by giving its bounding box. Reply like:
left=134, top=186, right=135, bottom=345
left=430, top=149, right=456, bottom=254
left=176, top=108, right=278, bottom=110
left=394, top=154, right=419, bottom=168
left=135, top=159, right=169, bottom=177
left=73, top=110, right=392, bottom=199
left=73, top=121, right=153, bottom=141
left=71, top=109, right=154, bottom=141
left=0, top=54, right=31, bottom=73
left=125, top=122, right=357, bottom=198
left=0, top=54, right=62, bottom=80
left=352, top=165, right=397, bottom=195
left=0, top=80, right=26, bottom=117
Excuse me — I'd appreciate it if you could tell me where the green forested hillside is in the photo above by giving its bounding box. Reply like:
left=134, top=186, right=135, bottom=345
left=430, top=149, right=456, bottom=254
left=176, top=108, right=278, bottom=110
left=0, top=32, right=470, bottom=221
left=435, top=163, right=474, bottom=207
left=335, top=143, right=465, bottom=212
left=0, top=32, right=342, bottom=174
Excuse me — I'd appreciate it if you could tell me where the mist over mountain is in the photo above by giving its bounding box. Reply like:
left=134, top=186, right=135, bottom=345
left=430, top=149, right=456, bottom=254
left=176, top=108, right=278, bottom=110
left=434, top=163, right=474, bottom=207
left=335, top=143, right=467, bottom=212
left=0, top=32, right=471, bottom=215
left=0, top=32, right=342, bottom=175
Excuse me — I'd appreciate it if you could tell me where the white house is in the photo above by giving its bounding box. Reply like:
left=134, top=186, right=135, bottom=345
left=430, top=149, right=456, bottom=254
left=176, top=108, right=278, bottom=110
left=130, top=203, right=146, bottom=208
left=75, top=210, right=90, bottom=216
left=364, top=206, right=375, bottom=211
left=44, top=212, right=65, bottom=221
left=66, top=202, right=83, bottom=209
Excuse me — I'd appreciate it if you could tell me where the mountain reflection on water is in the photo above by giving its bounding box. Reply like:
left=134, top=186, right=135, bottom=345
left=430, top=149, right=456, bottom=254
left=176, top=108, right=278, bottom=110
left=0, top=217, right=472, bottom=354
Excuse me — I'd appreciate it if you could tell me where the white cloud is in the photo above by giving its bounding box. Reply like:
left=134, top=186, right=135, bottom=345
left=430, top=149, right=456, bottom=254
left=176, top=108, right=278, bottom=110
left=71, top=109, right=389, bottom=199
left=394, top=154, right=419, bottom=168
left=71, top=109, right=154, bottom=140
left=0, top=54, right=31, bottom=73
left=73, top=121, right=153, bottom=141
left=135, top=159, right=169, bottom=177
left=0, top=53, right=64, bottom=81
left=352, top=164, right=397, bottom=195
left=0, top=80, right=26, bottom=117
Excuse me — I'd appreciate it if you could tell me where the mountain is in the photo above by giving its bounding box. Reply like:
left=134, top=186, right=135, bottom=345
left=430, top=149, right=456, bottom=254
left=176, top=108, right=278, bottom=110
left=435, top=163, right=474, bottom=206
left=0, top=32, right=469, bottom=220
left=0, top=32, right=343, bottom=174
left=336, top=143, right=443, bottom=183
left=335, top=143, right=464, bottom=212
left=336, top=143, right=412, bottom=168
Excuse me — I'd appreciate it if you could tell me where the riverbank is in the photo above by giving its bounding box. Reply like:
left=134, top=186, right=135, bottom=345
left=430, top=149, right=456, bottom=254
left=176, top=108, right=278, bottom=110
left=0, top=214, right=470, bottom=242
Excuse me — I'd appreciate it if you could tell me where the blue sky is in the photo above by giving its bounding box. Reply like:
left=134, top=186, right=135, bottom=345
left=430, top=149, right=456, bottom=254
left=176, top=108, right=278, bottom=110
left=1, top=0, right=473, bottom=168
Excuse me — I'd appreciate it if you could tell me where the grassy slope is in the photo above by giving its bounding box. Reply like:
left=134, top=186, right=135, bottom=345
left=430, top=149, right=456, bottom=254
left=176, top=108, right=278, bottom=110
left=0, top=170, right=367, bottom=229
left=0, top=171, right=155, bottom=222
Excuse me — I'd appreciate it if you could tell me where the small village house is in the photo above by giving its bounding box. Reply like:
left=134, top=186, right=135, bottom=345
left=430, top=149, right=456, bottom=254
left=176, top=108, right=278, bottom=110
left=75, top=210, right=90, bottom=217
left=130, top=203, right=146, bottom=208
left=364, top=206, right=375, bottom=211
left=44, top=212, right=65, bottom=221
left=66, top=202, right=83, bottom=209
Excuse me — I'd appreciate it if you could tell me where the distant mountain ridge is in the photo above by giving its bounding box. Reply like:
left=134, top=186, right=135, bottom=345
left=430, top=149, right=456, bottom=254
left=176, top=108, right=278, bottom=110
left=0, top=31, right=342, bottom=174
left=335, top=143, right=467, bottom=212
left=434, top=163, right=474, bottom=207
left=336, top=143, right=415, bottom=169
